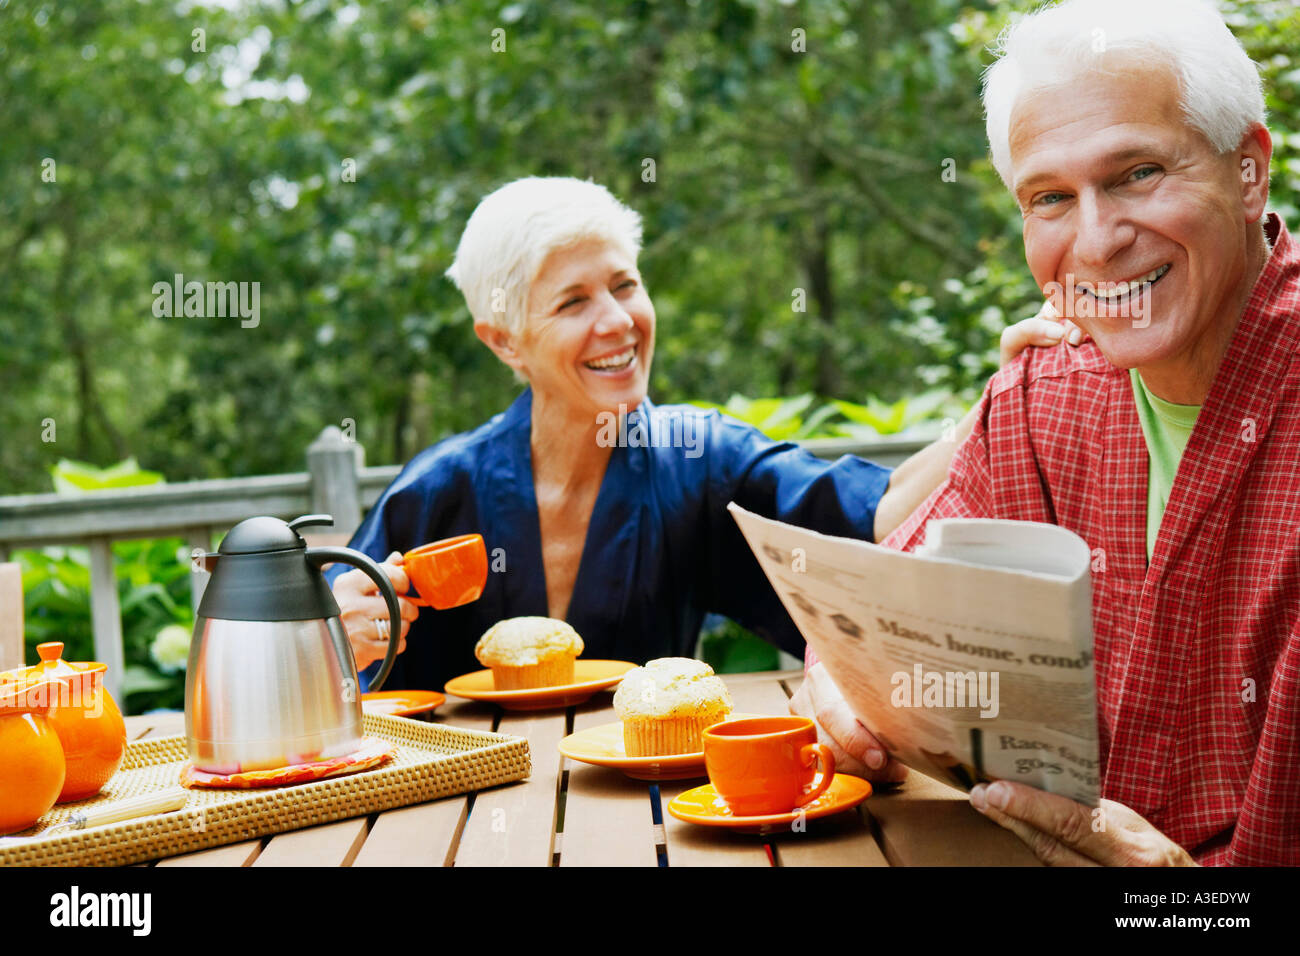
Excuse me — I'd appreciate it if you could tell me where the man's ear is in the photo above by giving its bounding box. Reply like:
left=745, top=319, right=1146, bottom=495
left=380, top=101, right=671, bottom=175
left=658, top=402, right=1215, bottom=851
left=474, top=322, right=526, bottom=375
left=1238, top=124, right=1272, bottom=224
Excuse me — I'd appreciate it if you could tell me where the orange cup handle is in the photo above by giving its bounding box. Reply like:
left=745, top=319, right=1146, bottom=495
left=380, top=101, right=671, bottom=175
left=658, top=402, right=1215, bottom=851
left=796, top=743, right=836, bottom=808
left=387, top=559, right=428, bottom=608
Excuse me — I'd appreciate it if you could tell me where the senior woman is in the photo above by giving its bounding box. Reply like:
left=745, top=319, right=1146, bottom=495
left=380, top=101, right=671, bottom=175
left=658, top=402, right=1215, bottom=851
left=327, top=177, right=1071, bottom=690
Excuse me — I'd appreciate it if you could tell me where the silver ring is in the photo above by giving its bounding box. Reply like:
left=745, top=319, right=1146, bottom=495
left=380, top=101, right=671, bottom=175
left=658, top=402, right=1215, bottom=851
left=374, top=618, right=390, bottom=642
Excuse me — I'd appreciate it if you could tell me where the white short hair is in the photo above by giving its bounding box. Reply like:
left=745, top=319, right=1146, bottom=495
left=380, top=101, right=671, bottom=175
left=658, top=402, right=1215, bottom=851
left=982, top=0, right=1266, bottom=187
left=445, top=176, right=643, bottom=338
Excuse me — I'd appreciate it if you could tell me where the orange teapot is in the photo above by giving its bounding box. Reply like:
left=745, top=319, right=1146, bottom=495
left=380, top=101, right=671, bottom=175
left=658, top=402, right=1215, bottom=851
left=0, top=642, right=127, bottom=802
left=0, top=680, right=67, bottom=834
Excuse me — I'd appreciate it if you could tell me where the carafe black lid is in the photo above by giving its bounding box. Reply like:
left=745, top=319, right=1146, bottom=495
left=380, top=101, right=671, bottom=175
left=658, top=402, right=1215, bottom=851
left=217, top=514, right=334, bottom=554
left=198, top=515, right=342, bottom=622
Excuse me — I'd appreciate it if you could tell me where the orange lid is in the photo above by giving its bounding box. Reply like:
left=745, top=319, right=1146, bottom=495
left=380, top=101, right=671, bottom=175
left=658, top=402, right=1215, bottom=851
left=0, top=643, right=106, bottom=694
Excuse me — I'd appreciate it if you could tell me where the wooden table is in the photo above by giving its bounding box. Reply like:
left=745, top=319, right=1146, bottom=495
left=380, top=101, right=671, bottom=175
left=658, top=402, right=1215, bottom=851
left=125, top=670, right=1040, bottom=867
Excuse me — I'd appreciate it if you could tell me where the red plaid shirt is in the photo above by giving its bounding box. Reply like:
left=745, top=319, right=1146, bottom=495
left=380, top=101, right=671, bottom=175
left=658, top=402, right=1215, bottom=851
left=809, top=213, right=1300, bottom=865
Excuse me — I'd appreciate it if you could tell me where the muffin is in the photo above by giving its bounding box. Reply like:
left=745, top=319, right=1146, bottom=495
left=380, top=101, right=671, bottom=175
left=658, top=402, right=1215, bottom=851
left=474, top=617, right=584, bottom=689
left=613, top=657, right=733, bottom=757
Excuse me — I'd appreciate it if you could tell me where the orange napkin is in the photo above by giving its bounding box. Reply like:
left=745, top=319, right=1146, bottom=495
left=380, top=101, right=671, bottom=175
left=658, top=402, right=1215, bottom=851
left=180, top=737, right=395, bottom=789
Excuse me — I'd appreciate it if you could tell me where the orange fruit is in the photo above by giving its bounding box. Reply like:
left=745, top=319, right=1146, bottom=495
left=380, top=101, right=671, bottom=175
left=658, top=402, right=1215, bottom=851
left=3, top=644, right=128, bottom=803
left=50, top=678, right=127, bottom=803
left=0, top=699, right=66, bottom=835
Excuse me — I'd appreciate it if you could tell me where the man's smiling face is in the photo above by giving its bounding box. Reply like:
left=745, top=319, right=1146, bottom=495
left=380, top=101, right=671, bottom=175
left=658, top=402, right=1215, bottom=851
left=1010, top=59, right=1269, bottom=383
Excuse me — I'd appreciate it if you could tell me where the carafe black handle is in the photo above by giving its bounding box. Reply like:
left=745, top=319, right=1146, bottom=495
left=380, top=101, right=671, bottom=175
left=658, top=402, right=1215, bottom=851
left=306, top=546, right=404, bottom=692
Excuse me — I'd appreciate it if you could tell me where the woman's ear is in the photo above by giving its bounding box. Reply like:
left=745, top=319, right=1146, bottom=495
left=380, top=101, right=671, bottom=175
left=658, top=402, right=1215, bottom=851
left=474, top=322, right=526, bottom=375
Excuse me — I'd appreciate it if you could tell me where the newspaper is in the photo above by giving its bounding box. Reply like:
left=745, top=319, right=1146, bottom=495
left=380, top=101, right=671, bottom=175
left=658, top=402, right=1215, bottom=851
left=728, top=502, right=1100, bottom=805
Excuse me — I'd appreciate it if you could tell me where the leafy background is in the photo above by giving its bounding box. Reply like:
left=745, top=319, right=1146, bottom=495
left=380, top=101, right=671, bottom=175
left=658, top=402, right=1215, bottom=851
left=3, top=0, right=1298, bottom=707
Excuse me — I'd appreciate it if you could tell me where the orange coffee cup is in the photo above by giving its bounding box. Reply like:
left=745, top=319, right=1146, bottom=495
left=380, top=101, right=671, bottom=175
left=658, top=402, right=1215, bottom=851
left=399, top=534, right=488, bottom=609
left=703, top=716, right=836, bottom=816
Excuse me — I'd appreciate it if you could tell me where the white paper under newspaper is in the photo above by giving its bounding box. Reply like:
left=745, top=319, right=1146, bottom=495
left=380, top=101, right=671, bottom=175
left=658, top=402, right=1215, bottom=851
left=729, top=503, right=1100, bottom=806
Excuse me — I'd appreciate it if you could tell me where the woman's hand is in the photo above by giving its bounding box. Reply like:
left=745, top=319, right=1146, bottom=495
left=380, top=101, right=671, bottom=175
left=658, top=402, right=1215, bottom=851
left=332, top=551, right=420, bottom=672
left=1000, top=301, right=1088, bottom=367
left=789, top=662, right=909, bottom=784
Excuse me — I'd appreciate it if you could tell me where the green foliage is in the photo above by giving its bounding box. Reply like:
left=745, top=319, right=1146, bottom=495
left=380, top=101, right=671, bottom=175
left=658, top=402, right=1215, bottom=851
left=693, top=388, right=970, bottom=440
left=888, top=251, right=1047, bottom=399
left=0, top=0, right=1012, bottom=491
left=14, top=457, right=188, bottom=713
left=699, top=617, right=781, bottom=674
left=16, top=538, right=194, bottom=714
left=50, top=458, right=165, bottom=495
left=690, top=393, right=833, bottom=441
left=831, top=389, right=967, bottom=438
left=3, top=0, right=1297, bottom=494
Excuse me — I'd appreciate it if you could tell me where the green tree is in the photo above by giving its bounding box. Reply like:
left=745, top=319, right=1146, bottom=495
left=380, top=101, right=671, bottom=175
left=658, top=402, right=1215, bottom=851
left=2, top=0, right=1297, bottom=494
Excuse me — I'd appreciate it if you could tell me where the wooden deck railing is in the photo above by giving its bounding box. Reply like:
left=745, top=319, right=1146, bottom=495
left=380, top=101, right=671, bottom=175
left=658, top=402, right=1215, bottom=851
left=0, top=427, right=928, bottom=699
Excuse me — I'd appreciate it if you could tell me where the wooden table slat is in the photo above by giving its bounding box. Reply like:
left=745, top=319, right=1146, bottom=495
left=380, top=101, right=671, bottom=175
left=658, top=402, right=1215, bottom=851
left=865, top=770, right=1042, bottom=866
left=559, top=698, right=658, bottom=867
left=430, top=699, right=499, bottom=733
left=719, top=669, right=802, bottom=687
left=658, top=781, right=772, bottom=867
left=353, top=698, right=499, bottom=866
left=253, top=817, right=370, bottom=867
left=157, top=840, right=263, bottom=867
left=770, top=807, right=890, bottom=867
left=454, top=710, right=566, bottom=867
left=127, top=712, right=186, bottom=741
left=724, top=674, right=797, bottom=716
left=353, top=799, right=468, bottom=867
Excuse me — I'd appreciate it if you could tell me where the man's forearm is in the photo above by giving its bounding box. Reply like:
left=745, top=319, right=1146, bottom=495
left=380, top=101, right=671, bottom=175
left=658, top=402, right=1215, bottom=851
left=872, top=404, right=978, bottom=541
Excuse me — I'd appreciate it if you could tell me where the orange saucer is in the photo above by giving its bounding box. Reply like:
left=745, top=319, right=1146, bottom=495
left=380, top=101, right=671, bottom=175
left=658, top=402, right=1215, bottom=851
left=667, top=774, right=871, bottom=833
left=559, top=715, right=765, bottom=780
left=443, top=660, right=636, bottom=711
left=361, top=689, right=445, bottom=718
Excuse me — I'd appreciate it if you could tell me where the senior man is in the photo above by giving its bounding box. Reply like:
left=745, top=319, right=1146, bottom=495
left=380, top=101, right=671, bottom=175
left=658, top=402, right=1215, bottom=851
left=794, top=0, right=1298, bottom=866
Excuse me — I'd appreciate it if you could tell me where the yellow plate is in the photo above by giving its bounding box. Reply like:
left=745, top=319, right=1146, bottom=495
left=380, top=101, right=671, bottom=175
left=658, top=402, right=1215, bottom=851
left=443, top=660, right=637, bottom=711
left=558, top=714, right=766, bottom=780
left=666, top=774, right=872, bottom=833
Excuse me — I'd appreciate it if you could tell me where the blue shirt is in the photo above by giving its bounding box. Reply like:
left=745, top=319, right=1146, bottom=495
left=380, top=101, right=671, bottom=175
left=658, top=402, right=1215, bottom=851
left=327, top=389, right=891, bottom=691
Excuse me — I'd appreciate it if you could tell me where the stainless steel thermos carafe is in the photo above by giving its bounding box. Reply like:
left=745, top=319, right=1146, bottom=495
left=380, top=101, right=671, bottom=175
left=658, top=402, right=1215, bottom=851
left=184, top=514, right=402, bottom=774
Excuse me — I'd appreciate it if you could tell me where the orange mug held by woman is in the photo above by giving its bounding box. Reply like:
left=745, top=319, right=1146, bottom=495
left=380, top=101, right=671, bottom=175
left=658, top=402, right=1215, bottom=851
left=703, top=716, right=836, bottom=816
left=399, top=534, right=488, bottom=609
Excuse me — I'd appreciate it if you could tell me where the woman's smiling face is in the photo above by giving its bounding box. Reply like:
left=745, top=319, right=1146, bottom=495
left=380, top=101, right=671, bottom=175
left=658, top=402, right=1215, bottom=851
left=513, top=238, right=655, bottom=420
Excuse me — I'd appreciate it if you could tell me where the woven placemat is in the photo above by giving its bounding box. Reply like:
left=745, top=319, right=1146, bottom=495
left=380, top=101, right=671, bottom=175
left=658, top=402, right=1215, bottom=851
left=0, top=714, right=530, bottom=867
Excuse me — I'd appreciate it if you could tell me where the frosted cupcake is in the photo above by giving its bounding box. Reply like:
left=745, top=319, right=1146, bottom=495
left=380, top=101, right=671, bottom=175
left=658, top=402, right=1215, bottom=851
left=474, top=617, right=584, bottom=689
left=613, top=657, right=733, bottom=757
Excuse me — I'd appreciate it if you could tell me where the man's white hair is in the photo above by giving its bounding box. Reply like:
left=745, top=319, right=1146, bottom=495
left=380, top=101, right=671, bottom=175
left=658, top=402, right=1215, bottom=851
left=982, top=0, right=1265, bottom=187
left=446, top=176, right=643, bottom=339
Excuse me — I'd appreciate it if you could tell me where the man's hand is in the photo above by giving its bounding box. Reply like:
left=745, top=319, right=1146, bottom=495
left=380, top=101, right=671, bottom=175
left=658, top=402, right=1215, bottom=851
left=789, top=662, right=908, bottom=783
left=970, top=780, right=1198, bottom=866
left=1000, top=301, right=1088, bottom=367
